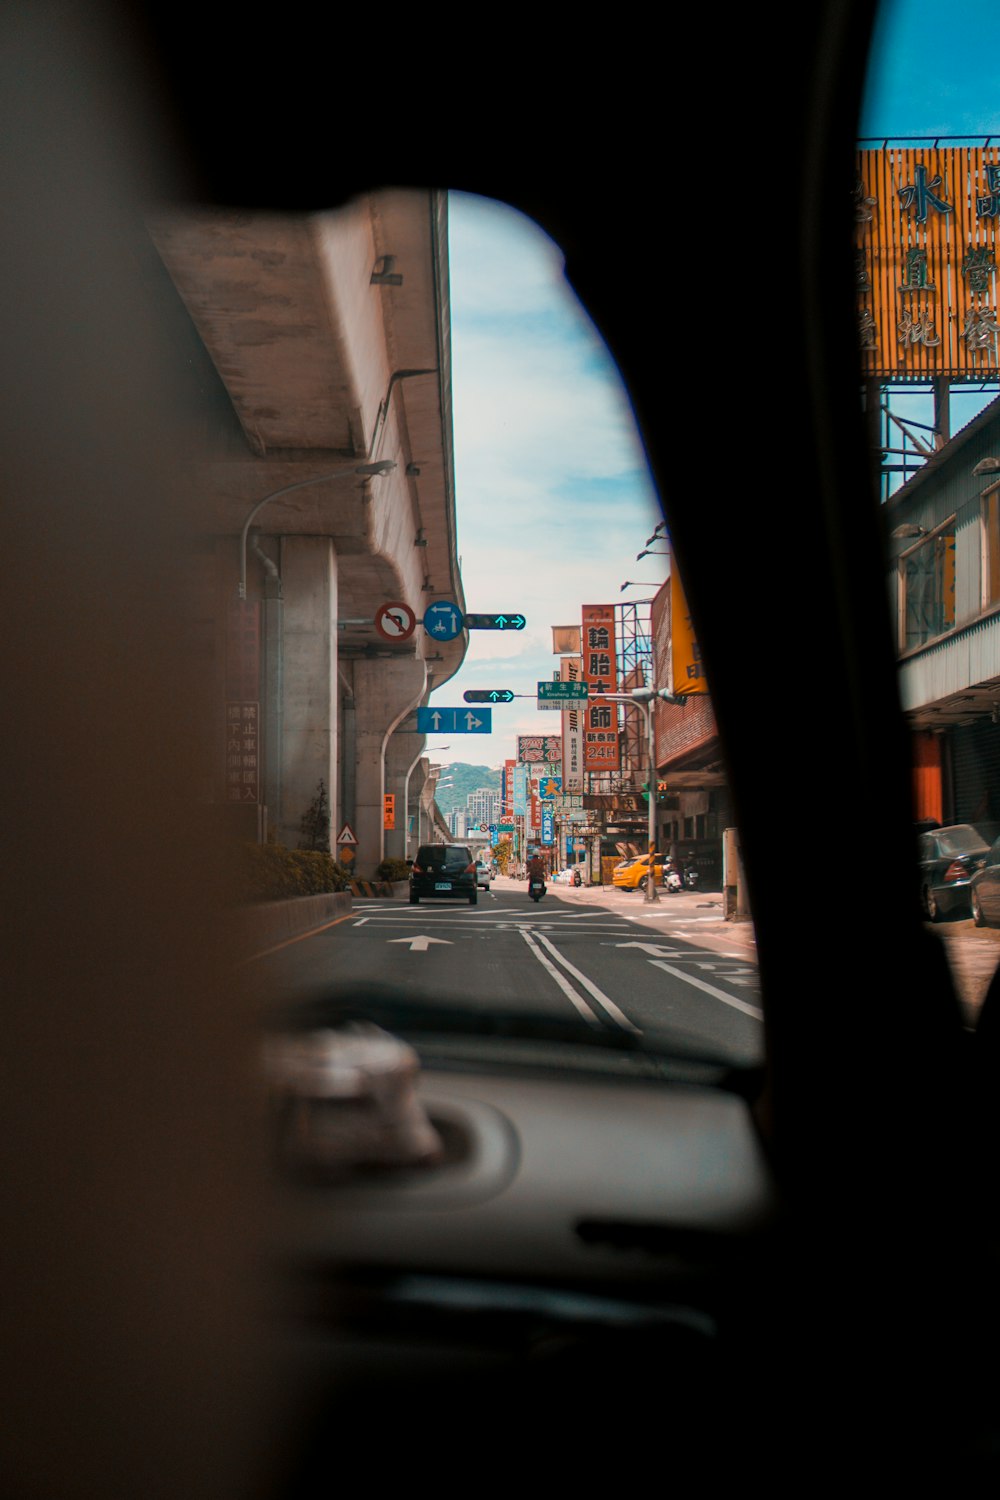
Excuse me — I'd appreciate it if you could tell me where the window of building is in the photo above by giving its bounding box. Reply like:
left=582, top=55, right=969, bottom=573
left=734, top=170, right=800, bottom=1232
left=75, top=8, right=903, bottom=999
left=899, top=521, right=956, bottom=650
left=982, top=485, right=1000, bottom=611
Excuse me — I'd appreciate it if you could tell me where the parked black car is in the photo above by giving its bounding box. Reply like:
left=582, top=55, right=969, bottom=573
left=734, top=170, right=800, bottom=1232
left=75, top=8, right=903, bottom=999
left=409, top=844, right=478, bottom=905
left=970, top=837, right=1000, bottom=927
left=916, top=824, right=990, bottom=921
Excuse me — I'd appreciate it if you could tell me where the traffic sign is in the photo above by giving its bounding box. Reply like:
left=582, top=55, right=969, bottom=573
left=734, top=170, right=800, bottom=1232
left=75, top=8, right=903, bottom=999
left=464, top=613, right=526, bottom=630
left=416, top=706, right=493, bottom=734
left=463, top=689, right=514, bottom=703
left=374, top=600, right=416, bottom=642
left=422, top=600, right=464, bottom=640
left=537, top=680, right=588, bottom=701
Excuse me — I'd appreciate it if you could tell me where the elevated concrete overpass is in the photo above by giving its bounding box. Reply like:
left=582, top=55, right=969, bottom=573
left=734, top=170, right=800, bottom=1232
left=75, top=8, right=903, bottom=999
left=148, top=190, right=464, bottom=873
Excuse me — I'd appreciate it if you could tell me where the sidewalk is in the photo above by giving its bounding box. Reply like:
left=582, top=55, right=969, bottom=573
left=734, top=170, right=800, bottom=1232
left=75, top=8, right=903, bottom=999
left=491, top=875, right=757, bottom=960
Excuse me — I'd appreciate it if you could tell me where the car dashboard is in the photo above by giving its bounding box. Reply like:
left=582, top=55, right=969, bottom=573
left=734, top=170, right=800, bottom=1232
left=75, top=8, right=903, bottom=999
left=267, top=1031, right=777, bottom=1487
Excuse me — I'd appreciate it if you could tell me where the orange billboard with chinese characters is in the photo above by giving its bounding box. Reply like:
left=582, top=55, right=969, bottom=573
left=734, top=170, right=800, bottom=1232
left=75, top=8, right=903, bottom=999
left=670, top=572, right=707, bottom=695
left=581, top=604, right=620, bottom=771
left=383, top=794, right=395, bottom=831
left=857, top=145, right=1000, bottom=379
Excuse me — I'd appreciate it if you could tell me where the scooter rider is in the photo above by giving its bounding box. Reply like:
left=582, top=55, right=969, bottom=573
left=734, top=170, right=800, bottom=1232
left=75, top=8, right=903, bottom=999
left=527, top=852, right=546, bottom=898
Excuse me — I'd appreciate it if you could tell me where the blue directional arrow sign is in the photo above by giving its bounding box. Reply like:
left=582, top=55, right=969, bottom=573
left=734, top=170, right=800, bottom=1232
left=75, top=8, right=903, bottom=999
left=422, top=600, right=464, bottom=641
left=416, top=707, right=493, bottom=734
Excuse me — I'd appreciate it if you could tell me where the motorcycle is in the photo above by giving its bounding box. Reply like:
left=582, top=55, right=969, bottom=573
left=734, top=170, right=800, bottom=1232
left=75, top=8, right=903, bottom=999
left=662, top=862, right=683, bottom=894
left=570, top=869, right=582, bottom=887
left=682, top=864, right=699, bottom=891
left=528, top=879, right=546, bottom=902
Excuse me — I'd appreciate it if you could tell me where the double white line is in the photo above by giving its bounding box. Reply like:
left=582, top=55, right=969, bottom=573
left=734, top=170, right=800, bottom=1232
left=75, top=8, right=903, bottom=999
left=519, top=929, right=641, bottom=1035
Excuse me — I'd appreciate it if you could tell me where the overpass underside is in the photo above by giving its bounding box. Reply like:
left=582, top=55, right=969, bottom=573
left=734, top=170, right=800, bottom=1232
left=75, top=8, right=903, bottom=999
left=149, top=190, right=466, bottom=874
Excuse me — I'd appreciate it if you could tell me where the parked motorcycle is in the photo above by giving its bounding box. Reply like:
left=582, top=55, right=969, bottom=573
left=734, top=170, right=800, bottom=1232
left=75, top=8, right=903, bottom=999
left=528, top=879, right=546, bottom=902
left=571, top=869, right=582, bottom=887
left=682, top=864, right=699, bottom=891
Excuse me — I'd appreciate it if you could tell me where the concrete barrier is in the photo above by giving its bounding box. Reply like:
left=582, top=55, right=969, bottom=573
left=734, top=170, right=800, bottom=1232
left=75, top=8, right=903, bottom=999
left=234, top=878, right=412, bottom=958
left=233, top=891, right=353, bottom=955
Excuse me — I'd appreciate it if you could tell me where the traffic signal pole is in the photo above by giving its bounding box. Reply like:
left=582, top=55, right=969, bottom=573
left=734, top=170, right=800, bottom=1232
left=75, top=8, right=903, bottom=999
left=599, top=687, right=683, bottom=905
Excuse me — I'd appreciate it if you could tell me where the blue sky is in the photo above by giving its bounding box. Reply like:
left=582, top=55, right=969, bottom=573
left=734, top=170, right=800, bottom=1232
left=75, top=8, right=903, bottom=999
left=860, top=0, right=1000, bottom=139
left=433, top=2, right=1000, bottom=775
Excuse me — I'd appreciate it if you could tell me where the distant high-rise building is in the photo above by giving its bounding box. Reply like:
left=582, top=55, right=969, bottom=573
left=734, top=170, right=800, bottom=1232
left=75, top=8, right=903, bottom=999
left=467, top=788, right=500, bottom=827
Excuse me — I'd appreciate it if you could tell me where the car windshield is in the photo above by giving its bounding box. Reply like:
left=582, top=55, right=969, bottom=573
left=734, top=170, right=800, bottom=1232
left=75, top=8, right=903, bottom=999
left=186, top=179, right=763, bottom=1080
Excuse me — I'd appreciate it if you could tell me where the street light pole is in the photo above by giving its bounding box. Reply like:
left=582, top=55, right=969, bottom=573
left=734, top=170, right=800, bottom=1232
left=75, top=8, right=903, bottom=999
left=599, top=686, right=681, bottom=904
left=236, top=460, right=395, bottom=600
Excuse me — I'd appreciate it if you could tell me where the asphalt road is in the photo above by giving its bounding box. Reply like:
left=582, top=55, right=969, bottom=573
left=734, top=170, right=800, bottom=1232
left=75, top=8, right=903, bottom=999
left=249, top=875, right=763, bottom=1067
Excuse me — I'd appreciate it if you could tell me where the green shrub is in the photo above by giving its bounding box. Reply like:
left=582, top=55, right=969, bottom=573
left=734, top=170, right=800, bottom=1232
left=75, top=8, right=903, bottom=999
left=375, top=857, right=411, bottom=883
left=237, top=842, right=349, bottom=903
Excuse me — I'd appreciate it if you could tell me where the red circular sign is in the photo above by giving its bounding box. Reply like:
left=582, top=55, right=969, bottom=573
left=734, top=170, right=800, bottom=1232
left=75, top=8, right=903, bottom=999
left=374, top=601, right=416, bottom=642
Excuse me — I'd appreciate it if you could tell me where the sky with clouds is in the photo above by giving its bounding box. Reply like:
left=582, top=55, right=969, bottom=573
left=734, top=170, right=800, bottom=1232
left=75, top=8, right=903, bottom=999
left=432, top=193, right=664, bottom=771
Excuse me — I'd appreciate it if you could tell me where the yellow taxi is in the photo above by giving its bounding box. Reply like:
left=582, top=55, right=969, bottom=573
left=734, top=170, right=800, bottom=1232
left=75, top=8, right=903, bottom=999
left=611, top=853, right=665, bottom=891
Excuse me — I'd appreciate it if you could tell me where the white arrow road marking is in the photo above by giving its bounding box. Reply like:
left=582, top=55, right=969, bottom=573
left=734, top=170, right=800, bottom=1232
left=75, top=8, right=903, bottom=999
left=649, top=961, right=763, bottom=1019
left=530, top=932, right=641, bottom=1035
left=613, top=942, right=692, bottom=957
left=387, top=936, right=454, bottom=952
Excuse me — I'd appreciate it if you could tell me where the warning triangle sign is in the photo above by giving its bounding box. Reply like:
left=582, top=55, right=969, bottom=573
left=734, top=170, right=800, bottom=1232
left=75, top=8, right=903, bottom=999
left=337, top=824, right=358, bottom=845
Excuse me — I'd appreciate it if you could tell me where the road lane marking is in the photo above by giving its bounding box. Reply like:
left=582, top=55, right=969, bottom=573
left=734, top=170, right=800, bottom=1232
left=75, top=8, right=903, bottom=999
left=387, top=935, right=453, bottom=952
left=649, top=961, right=763, bottom=1019
left=518, top=930, right=602, bottom=1028
left=531, top=932, right=642, bottom=1035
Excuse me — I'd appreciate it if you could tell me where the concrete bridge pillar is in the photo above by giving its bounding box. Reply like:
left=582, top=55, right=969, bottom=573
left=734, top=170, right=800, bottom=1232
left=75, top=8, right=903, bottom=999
left=276, top=536, right=338, bottom=849
left=353, top=656, right=427, bottom=876
left=384, top=731, right=424, bottom=864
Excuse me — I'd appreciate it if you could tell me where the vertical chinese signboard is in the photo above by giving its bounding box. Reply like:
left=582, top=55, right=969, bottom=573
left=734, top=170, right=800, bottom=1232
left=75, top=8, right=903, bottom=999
left=503, top=758, right=516, bottom=822
left=581, top=604, right=620, bottom=771
left=225, top=601, right=260, bottom=803
left=383, top=794, right=396, bottom=831
left=560, top=655, right=584, bottom=791
left=856, top=146, right=1000, bottom=379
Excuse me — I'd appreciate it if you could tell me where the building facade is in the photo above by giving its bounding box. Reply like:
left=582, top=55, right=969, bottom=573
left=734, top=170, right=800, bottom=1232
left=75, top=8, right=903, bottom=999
left=887, top=394, right=1000, bottom=830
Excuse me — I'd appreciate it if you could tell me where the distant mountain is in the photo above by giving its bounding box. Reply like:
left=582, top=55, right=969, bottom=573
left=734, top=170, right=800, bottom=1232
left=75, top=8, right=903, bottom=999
left=433, top=762, right=501, bottom=817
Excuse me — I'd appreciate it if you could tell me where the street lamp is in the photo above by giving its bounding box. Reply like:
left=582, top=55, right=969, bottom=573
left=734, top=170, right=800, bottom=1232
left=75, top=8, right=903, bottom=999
left=599, top=686, right=681, bottom=904
left=237, top=460, right=396, bottom=600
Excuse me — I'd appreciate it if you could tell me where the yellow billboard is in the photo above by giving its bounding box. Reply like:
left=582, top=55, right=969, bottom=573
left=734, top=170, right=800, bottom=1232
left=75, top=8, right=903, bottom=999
left=670, top=572, right=707, bottom=695
left=857, top=146, right=1000, bottom=380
